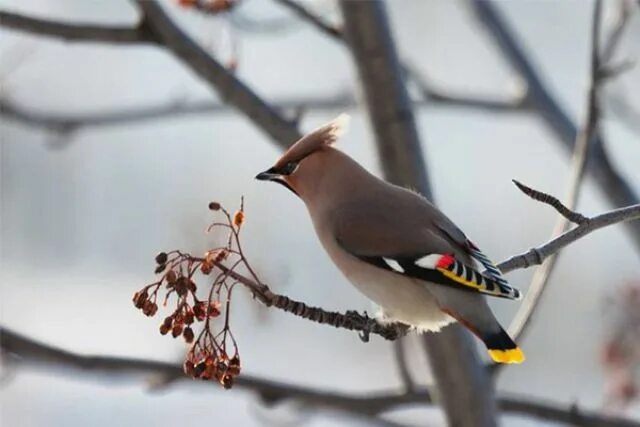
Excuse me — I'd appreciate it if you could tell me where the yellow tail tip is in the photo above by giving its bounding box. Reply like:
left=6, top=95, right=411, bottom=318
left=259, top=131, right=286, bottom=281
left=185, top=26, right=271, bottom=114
left=488, top=348, right=525, bottom=364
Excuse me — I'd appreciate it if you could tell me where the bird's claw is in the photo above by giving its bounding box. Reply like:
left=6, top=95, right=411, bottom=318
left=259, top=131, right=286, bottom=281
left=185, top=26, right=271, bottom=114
left=345, top=310, right=372, bottom=343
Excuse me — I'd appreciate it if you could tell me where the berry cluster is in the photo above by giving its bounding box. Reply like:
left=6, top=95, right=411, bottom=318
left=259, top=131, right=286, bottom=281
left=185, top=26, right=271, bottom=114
left=132, top=200, right=249, bottom=389
left=183, top=338, right=241, bottom=389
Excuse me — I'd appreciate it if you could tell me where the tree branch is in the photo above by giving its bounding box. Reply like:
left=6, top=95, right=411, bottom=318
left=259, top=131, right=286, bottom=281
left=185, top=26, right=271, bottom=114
left=273, top=0, right=342, bottom=39
left=505, top=0, right=604, bottom=344
left=2, top=327, right=638, bottom=427
left=0, top=5, right=531, bottom=138
left=274, top=0, right=529, bottom=113
left=496, top=203, right=640, bottom=275
left=0, top=10, right=155, bottom=44
left=0, top=3, right=300, bottom=148
left=471, top=0, right=640, bottom=252
left=339, top=2, right=498, bottom=426
left=1, top=90, right=533, bottom=135
left=134, top=1, right=300, bottom=149
left=0, top=94, right=355, bottom=133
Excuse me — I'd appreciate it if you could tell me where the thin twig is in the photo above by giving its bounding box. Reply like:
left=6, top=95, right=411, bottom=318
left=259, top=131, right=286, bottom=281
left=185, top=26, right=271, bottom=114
left=496, top=203, right=640, bottom=275
left=601, top=0, right=632, bottom=64
left=471, top=0, right=640, bottom=252
left=135, top=0, right=300, bottom=149
left=274, top=0, right=527, bottom=114
left=512, top=180, right=588, bottom=225
left=273, top=0, right=342, bottom=39
left=0, top=91, right=530, bottom=134
left=1, top=327, right=638, bottom=427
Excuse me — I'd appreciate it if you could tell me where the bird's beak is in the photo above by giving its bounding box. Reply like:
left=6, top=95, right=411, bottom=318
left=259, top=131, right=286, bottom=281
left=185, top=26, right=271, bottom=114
left=255, top=170, right=279, bottom=181
left=255, top=167, right=298, bottom=196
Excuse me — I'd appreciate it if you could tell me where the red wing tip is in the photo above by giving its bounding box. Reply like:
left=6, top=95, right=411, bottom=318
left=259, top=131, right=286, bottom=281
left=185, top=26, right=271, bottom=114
left=436, top=254, right=455, bottom=269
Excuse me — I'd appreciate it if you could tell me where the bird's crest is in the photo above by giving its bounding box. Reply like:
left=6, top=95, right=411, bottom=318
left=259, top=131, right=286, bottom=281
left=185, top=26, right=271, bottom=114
left=275, top=113, right=350, bottom=168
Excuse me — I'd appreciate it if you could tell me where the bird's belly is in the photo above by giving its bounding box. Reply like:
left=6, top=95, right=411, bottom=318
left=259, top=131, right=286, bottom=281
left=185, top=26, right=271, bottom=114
left=332, top=252, right=455, bottom=332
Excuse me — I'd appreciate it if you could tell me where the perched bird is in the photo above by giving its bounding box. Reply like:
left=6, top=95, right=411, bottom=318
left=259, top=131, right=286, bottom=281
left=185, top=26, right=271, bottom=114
left=255, top=114, right=524, bottom=364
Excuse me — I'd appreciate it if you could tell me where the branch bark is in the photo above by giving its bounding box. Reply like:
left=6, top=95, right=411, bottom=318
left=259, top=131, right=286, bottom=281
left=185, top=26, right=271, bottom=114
left=2, top=327, right=638, bottom=427
left=470, top=0, right=640, bottom=252
left=496, top=203, right=640, bottom=274
left=0, top=10, right=155, bottom=43
left=134, top=1, right=300, bottom=149
left=339, top=2, right=497, bottom=426
left=0, top=92, right=528, bottom=134
left=505, top=0, right=603, bottom=343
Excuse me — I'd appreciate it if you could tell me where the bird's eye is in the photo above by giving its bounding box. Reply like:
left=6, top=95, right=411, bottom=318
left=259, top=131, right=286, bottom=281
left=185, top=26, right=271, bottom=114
left=281, top=161, right=298, bottom=175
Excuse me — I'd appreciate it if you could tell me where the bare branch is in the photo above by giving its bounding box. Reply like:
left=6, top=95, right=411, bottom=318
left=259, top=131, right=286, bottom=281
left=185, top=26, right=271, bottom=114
left=2, top=327, right=638, bottom=427
left=400, top=61, right=531, bottom=112
left=0, top=4, right=532, bottom=139
left=600, top=0, right=633, bottom=64
left=0, top=94, right=356, bottom=133
left=496, top=203, right=640, bottom=275
left=273, top=0, right=342, bottom=39
left=274, top=0, right=527, bottom=114
left=471, top=0, right=640, bottom=251
left=0, top=10, right=155, bottom=44
left=135, top=1, right=300, bottom=149
left=392, top=339, right=416, bottom=393
left=1, top=89, right=533, bottom=134
left=190, top=255, right=409, bottom=342
left=511, top=180, right=589, bottom=225
left=0, top=3, right=300, bottom=148
left=504, top=0, right=637, bottom=345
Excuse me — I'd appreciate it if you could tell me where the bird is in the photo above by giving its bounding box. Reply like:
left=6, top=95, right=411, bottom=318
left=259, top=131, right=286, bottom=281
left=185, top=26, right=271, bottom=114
left=255, top=114, right=524, bottom=364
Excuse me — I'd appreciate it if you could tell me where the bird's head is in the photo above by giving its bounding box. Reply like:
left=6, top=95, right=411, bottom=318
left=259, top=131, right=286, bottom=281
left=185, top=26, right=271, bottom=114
left=255, top=113, right=350, bottom=198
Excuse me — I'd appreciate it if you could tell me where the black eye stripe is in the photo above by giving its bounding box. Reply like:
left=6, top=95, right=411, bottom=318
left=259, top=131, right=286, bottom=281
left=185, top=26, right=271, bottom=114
left=274, top=162, right=298, bottom=176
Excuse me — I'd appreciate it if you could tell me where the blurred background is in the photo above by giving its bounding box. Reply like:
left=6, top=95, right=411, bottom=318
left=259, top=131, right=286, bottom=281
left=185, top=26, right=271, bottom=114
left=1, top=0, right=639, bottom=426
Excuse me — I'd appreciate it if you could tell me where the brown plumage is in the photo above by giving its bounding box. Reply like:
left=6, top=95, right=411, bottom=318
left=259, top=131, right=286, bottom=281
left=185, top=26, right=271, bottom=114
left=256, top=114, right=524, bottom=364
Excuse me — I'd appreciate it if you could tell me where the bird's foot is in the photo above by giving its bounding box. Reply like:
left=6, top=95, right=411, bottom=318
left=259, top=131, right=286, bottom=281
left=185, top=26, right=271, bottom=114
left=345, top=310, right=373, bottom=343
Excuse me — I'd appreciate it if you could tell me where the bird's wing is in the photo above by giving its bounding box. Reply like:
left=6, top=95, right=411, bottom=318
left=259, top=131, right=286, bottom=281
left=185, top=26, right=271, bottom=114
left=432, top=215, right=512, bottom=291
left=333, top=193, right=520, bottom=300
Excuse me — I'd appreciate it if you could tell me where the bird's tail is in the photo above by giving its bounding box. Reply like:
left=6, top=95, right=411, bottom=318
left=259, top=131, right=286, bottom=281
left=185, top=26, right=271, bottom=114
left=482, top=327, right=525, bottom=364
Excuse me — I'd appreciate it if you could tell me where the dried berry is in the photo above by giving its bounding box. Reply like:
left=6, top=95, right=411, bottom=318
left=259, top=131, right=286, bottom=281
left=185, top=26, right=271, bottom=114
left=143, top=301, right=158, bottom=317
left=221, top=374, right=233, bottom=389
left=194, top=361, right=207, bottom=377
left=165, top=269, right=177, bottom=284
left=200, top=261, right=213, bottom=275
left=162, top=316, right=173, bottom=328
left=183, top=327, right=194, bottom=343
left=184, top=310, right=194, bottom=325
left=214, top=249, right=227, bottom=263
left=208, top=201, right=221, bottom=211
left=228, top=355, right=241, bottom=376
left=155, top=252, right=168, bottom=265
left=233, top=211, right=244, bottom=227
left=208, top=301, right=221, bottom=318
left=155, top=263, right=166, bottom=274
left=133, top=290, right=148, bottom=309
left=171, top=324, right=184, bottom=338
left=159, top=323, right=171, bottom=335
left=193, top=301, right=207, bottom=321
